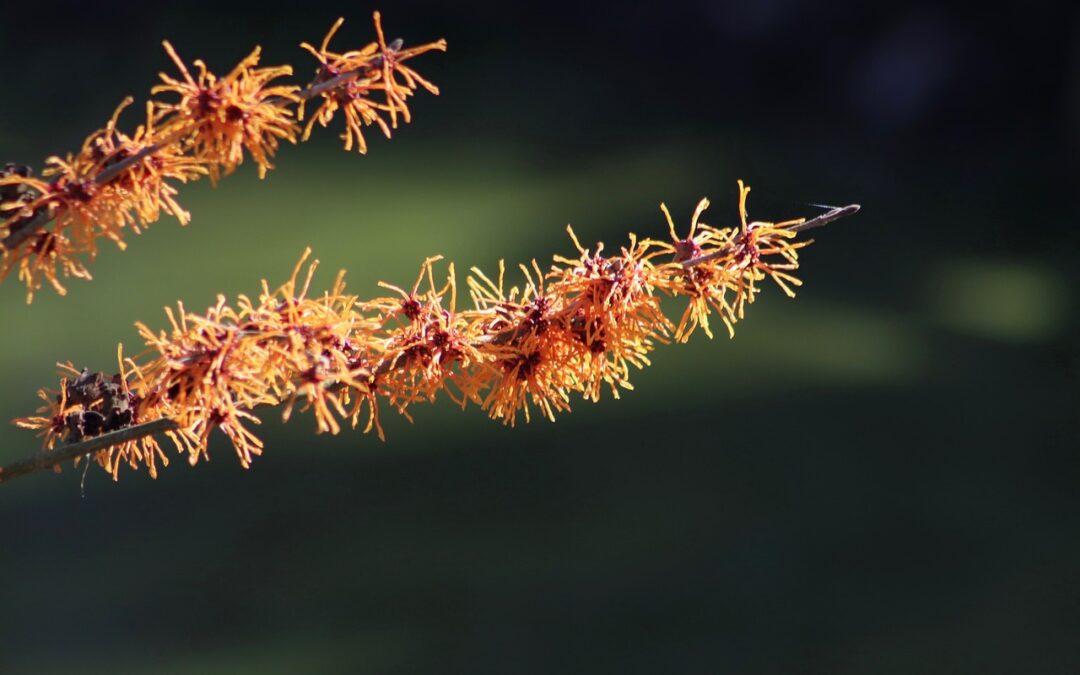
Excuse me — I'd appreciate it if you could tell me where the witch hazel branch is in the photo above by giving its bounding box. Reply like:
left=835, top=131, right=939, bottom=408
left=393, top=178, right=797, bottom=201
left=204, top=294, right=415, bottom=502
left=2, top=183, right=857, bottom=483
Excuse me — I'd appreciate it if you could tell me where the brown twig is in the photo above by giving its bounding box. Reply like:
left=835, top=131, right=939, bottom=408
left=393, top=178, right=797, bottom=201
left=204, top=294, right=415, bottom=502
left=0, top=206, right=54, bottom=251
left=0, top=418, right=179, bottom=483
left=789, top=204, right=860, bottom=233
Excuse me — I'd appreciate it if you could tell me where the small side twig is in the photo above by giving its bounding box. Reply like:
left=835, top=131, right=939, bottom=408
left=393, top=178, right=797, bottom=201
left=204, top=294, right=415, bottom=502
left=788, top=203, right=860, bottom=233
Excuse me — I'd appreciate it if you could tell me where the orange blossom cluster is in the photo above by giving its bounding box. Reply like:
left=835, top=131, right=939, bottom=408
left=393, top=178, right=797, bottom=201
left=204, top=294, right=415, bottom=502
left=15, top=181, right=813, bottom=480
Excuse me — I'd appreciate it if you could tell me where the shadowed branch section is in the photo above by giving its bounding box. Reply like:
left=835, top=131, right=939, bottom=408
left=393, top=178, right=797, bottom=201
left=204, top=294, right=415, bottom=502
left=0, top=182, right=859, bottom=485
left=0, top=12, right=446, bottom=301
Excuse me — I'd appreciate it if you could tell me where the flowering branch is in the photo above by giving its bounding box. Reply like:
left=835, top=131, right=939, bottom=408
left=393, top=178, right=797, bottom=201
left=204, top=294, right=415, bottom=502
left=1, top=182, right=859, bottom=485
left=0, top=12, right=446, bottom=301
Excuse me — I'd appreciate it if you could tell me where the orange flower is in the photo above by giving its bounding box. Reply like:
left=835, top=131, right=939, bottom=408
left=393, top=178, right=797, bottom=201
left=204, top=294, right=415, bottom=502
left=298, top=17, right=390, bottom=153
left=298, top=13, right=446, bottom=151
left=153, top=42, right=300, bottom=181
left=548, top=228, right=672, bottom=402
left=1, top=225, right=90, bottom=300
left=367, top=257, right=484, bottom=413
left=652, top=197, right=740, bottom=340
left=81, top=100, right=206, bottom=230
left=371, top=11, right=448, bottom=127
left=463, top=259, right=577, bottom=423
left=710, top=180, right=811, bottom=324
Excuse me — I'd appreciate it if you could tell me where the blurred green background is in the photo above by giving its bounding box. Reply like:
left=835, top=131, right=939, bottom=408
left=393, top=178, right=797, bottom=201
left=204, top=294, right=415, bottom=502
left=1, top=1, right=1077, bottom=673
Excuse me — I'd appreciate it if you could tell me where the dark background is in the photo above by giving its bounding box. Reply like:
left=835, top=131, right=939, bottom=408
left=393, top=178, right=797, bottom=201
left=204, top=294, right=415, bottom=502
left=1, top=1, right=1078, bottom=673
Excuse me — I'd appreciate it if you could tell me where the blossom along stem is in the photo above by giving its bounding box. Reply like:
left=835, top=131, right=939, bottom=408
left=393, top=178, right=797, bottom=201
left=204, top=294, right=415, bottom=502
left=1, top=185, right=859, bottom=485
left=87, top=67, right=374, bottom=188
left=1, top=127, right=190, bottom=252
left=0, top=12, right=447, bottom=301
left=0, top=65, right=387, bottom=254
